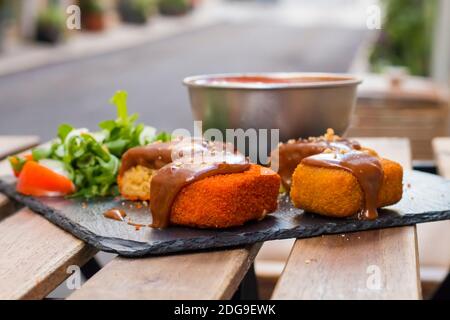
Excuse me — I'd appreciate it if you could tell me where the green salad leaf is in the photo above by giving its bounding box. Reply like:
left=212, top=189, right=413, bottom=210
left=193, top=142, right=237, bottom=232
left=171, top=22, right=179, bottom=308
left=31, top=90, right=171, bottom=198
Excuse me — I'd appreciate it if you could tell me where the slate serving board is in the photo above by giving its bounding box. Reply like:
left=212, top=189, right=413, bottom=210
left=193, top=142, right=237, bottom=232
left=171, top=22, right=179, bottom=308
left=1, top=170, right=450, bottom=257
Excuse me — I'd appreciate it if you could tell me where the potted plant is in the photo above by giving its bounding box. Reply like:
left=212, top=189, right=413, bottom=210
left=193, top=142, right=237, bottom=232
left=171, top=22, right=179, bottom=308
left=118, top=0, right=158, bottom=24
left=35, top=5, right=65, bottom=44
left=79, top=0, right=105, bottom=31
left=369, top=0, right=437, bottom=76
left=158, top=0, right=192, bottom=16
left=0, top=0, right=9, bottom=51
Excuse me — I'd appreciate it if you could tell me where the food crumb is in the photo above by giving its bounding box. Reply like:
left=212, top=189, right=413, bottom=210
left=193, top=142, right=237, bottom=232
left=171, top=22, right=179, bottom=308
left=305, top=258, right=317, bottom=264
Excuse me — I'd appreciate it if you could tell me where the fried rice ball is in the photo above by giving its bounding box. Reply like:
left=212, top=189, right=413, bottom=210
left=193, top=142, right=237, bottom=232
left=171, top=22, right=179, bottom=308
left=290, top=158, right=403, bottom=218
left=170, top=164, right=281, bottom=228
left=118, top=165, right=153, bottom=201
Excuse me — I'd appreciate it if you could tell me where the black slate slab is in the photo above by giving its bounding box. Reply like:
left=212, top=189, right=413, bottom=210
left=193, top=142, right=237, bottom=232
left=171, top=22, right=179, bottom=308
left=1, top=170, right=450, bottom=257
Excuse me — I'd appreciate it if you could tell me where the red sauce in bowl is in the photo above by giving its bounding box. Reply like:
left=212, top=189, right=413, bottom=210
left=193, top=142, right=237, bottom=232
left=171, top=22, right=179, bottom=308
left=183, top=73, right=361, bottom=89
left=210, top=76, right=351, bottom=84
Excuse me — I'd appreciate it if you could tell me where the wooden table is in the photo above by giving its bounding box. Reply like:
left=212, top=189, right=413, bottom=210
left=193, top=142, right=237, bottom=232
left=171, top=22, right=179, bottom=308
left=0, top=136, right=447, bottom=300
left=347, top=74, right=449, bottom=161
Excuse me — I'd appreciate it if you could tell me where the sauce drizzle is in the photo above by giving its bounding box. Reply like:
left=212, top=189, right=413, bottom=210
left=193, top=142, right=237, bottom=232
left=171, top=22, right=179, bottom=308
left=302, top=151, right=383, bottom=220
left=272, top=138, right=360, bottom=190
left=103, top=208, right=127, bottom=221
left=127, top=221, right=145, bottom=231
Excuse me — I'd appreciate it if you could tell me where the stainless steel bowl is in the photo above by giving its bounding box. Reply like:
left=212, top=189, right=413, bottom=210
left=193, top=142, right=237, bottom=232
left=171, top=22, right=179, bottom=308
left=183, top=72, right=362, bottom=142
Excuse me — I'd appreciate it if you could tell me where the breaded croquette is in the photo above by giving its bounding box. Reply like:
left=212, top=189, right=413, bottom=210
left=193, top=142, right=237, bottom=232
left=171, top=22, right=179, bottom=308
left=170, top=165, right=281, bottom=228
left=290, top=158, right=403, bottom=218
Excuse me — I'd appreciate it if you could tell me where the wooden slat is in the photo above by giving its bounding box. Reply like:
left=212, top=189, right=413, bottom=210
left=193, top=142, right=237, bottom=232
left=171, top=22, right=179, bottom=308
left=0, top=140, right=98, bottom=300
left=432, top=138, right=450, bottom=178
left=69, top=244, right=261, bottom=300
left=414, top=138, right=450, bottom=273
left=272, top=138, right=421, bottom=300
left=0, top=136, right=39, bottom=159
left=0, top=209, right=97, bottom=299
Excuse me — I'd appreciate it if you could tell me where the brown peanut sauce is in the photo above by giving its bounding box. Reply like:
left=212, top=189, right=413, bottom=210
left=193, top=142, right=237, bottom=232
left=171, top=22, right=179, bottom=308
left=127, top=221, right=145, bottom=231
left=272, top=138, right=361, bottom=190
left=103, top=208, right=127, bottom=221
left=119, top=138, right=237, bottom=177
left=118, top=141, right=175, bottom=177
left=302, top=151, right=383, bottom=220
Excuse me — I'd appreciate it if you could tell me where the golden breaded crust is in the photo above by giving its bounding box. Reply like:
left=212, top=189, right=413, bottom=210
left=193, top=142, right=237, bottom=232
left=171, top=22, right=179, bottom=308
left=118, top=165, right=153, bottom=201
left=170, top=164, right=281, bottom=228
left=290, top=158, right=403, bottom=218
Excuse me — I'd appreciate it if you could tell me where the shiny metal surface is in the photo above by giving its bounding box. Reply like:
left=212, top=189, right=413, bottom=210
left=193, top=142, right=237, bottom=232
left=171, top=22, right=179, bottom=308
left=184, top=73, right=362, bottom=142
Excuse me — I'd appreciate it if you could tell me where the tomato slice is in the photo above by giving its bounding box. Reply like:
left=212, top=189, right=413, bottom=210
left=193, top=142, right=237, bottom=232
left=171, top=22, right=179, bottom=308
left=16, top=161, right=75, bottom=196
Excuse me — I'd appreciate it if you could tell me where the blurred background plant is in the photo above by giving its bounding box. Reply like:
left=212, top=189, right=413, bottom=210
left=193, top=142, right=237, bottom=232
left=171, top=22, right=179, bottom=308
left=370, top=0, right=438, bottom=76
left=118, top=0, right=158, bottom=24
left=158, top=0, right=192, bottom=16
left=79, top=0, right=106, bottom=31
left=35, top=1, right=65, bottom=43
left=0, top=0, right=12, bottom=51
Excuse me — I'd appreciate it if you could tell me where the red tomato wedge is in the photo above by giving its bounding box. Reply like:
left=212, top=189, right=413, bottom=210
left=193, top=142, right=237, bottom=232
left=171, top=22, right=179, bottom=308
left=16, top=161, right=75, bottom=196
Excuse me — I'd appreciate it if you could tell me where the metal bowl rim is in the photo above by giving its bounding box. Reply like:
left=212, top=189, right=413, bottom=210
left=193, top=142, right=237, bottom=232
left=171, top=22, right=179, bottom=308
left=183, top=72, right=363, bottom=90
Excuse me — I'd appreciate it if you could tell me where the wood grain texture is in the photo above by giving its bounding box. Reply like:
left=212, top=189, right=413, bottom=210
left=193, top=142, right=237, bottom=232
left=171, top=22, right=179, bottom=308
left=272, top=227, right=420, bottom=300
left=0, top=136, right=39, bottom=159
left=69, top=243, right=261, bottom=300
left=415, top=137, right=450, bottom=270
left=0, top=160, right=12, bottom=217
left=433, top=138, right=450, bottom=179
left=272, top=138, right=422, bottom=300
left=349, top=77, right=450, bottom=160
left=0, top=208, right=97, bottom=299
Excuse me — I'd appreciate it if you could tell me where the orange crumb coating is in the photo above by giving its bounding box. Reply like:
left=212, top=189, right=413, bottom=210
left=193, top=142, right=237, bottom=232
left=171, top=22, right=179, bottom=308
left=290, top=158, right=403, bottom=218
left=170, top=164, right=281, bottom=228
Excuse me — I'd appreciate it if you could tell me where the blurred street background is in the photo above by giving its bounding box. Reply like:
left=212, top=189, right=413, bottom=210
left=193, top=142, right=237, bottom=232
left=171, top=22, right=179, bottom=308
left=0, top=0, right=376, bottom=139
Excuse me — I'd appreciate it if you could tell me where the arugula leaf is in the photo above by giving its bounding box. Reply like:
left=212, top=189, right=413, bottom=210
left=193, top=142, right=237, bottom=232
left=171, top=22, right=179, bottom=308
left=8, top=156, right=27, bottom=174
left=109, top=90, right=129, bottom=124
left=58, top=124, right=73, bottom=141
left=153, top=131, right=171, bottom=142
left=32, top=145, right=51, bottom=161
